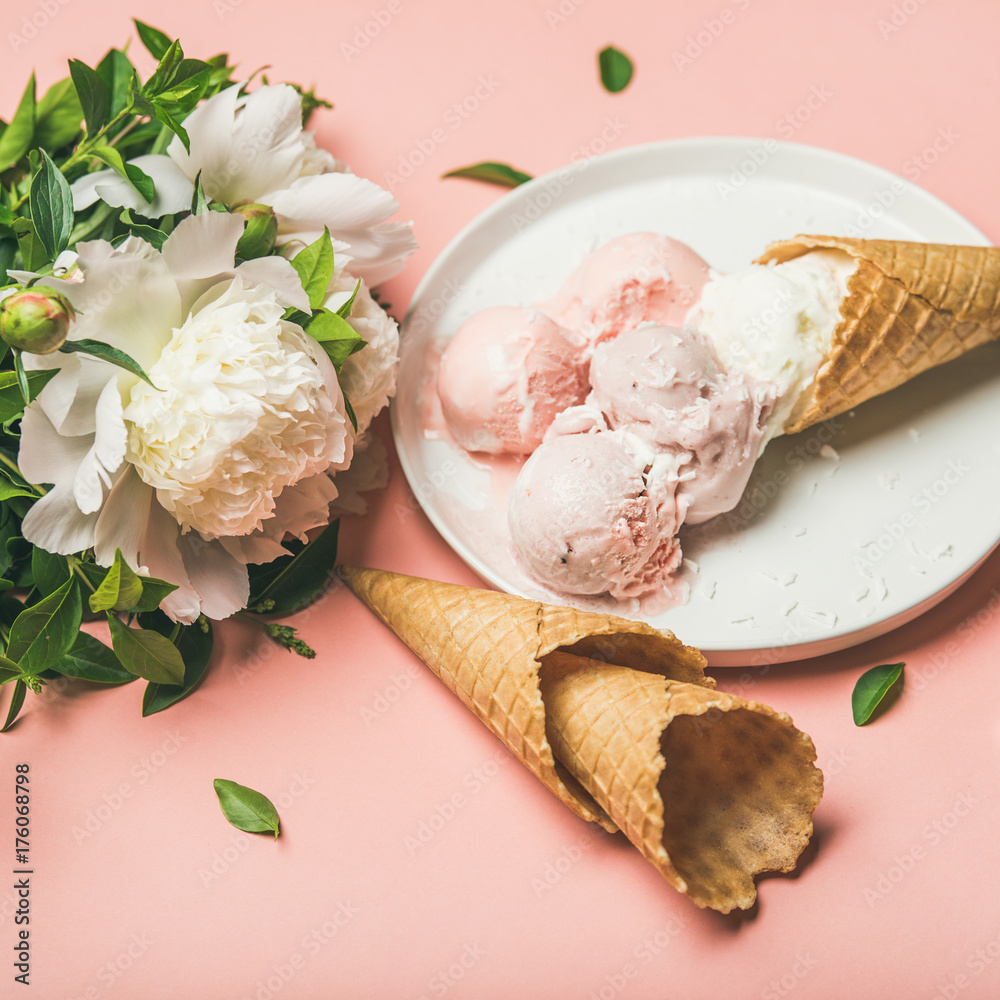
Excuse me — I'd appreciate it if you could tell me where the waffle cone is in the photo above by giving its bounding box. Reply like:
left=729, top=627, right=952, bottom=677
left=540, top=652, right=822, bottom=911
left=340, top=566, right=823, bottom=911
left=757, top=236, right=1000, bottom=434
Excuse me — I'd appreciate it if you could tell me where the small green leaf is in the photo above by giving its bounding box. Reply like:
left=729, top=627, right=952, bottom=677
left=58, top=338, right=156, bottom=387
left=133, top=19, right=172, bottom=60
left=68, top=60, right=109, bottom=139
left=106, top=613, right=185, bottom=685
left=89, top=549, right=144, bottom=613
left=343, top=393, right=358, bottom=433
left=130, top=90, right=191, bottom=154
left=290, top=228, right=335, bottom=310
left=142, top=39, right=184, bottom=98
left=304, top=308, right=365, bottom=371
left=34, top=78, right=85, bottom=151
left=1, top=679, right=26, bottom=732
left=0, top=481, right=33, bottom=502
left=96, top=49, right=137, bottom=121
left=0, top=74, right=36, bottom=172
left=6, top=578, right=82, bottom=674
left=190, top=170, right=209, bottom=216
left=852, top=662, right=904, bottom=725
left=119, top=209, right=167, bottom=250
left=213, top=778, right=281, bottom=838
left=132, top=576, right=179, bottom=613
left=29, top=149, right=74, bottom=259
left=0, top=656, right=19, bottom=685
left=247, top=519, right=339, bottom=616
left=11, top=217, right=49, bottom=273
left=51, top=633, right=138, bottom=685
left=598, top=45, right=634, bottom=93
left=90, top=145, right=155, bottom=203
left=0, top=369, right=58, bottom=423
left=139, top=611, right=212, bottom=715
left=442, top=161, right=532, bottom=188
left=31, top=548, right=69, bottom=596
left=335, top=278, right=362, bottom=319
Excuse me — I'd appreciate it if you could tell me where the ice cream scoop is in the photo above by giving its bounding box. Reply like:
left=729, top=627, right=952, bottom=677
left=545, top=232, right=711, bottom=343
left=507, top=430, right=683, bottom=599
left=437, top=306, right=589, bottom=454
left=685, top=249, right=854, bottom=437
left=588, top=326, right=775, bottom=524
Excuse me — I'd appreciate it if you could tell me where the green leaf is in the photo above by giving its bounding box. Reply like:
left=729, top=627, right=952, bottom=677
left=343, top=393, right=358, bottom=433
left=96, top=49, right=137, bottom=121
left=0, top=481, right=33, bottom=502
left=89, top=549, right=144, bottom=613
left=11, top=218, right=48, bottom=272
left=156, top=61, right=211, bottom=111
left=304, top=308, right=365, bottom=371
left=127, top=576, right=177, bottom=614
left=106, top=613, right=185, bottom=685
left=0, top=369, right=58, bottom=423
left=30, top=548, right=69, bottom=596
left=247, top=519, right=339, bottom=616
left=852, top=662, right=904, bottom=725
left=441, top=161, right=532, bottom=188
left=139, top=612, right=212, bottom=715
left=6, top=578, right=82, bottom=674
left=68, top=60, right=109, bottom=139
left=190, top=170, right=208, bottom=215
left=58, top=338, right=156, bottom=387
left=51, top=633, right=138, bottom=685
left=598, top=45, right=634, bottom=93
left=0, top=74, right=36, bottom=173
left=142, top=39, right=184, bottom=98
left=133, top=19, right=172, bottom=60
left=29, top=149, right=74, bottom=260
left=130, top=91, right=191, bottom=154
left=290, top=228, right=334, bottom=310
left=213, top=778, right=281, bottom=838
left=119, top=209, right=167, bottom=250
left=1, top=680, right=26, bottom=732
left=34, top=78, right=85, bottom=151
left=0, top=656, right=19, bottom=685
left=90, top=146, right=155, bottom=204
left=335, top=278, right=362, bottom=319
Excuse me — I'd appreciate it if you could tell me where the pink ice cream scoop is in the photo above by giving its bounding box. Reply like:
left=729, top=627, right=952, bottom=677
left=437, top=306, right=589, bottom=454
left=507, top=430, right=683, bottom=599
left=588, top=326, right=776, bottom=524
left=543, top=233, right=711, bottom=344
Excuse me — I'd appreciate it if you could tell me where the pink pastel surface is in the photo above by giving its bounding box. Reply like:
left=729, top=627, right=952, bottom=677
left=3, top=1, right=1000, bottom=998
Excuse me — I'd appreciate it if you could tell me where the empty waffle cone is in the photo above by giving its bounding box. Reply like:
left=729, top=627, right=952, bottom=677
left=338, top=565, right=708, bottom=833
left=540, top=652, right=823, bottom=912
left=757, top=236, right=1000, bottom=434
left=339, top=566, right=823, bottom=911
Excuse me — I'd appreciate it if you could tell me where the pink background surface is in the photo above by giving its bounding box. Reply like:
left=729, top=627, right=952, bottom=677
left=3, top=1, right=1000, bottom=997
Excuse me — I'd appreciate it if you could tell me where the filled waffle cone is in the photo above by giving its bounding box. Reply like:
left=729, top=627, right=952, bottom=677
left=757, top=235, right=1000, bottom=434
left=339, top=566, right=823, bottom=912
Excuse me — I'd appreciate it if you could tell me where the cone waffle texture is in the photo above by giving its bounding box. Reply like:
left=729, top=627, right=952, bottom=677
left=340, top=566, right=823, bottom=912
left=757, top=235, right=1000, bottom=434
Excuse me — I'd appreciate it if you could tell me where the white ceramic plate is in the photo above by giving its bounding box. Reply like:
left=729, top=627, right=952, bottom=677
left=392, top=137, right=1000, bottom=666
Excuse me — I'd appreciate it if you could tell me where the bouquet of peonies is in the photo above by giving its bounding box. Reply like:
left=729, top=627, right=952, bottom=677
left=0, top=21, right=414, bottom=726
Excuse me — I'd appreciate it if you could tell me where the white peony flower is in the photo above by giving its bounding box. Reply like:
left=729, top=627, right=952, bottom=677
left=71, top=83, right=416, bottom=286
left=18, top=211, right=352, bottom=624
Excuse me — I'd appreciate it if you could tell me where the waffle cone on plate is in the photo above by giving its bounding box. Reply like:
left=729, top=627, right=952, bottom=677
left=339, top=566, right=824, bottom=912
left=757, top=236, right=1000, bottom=434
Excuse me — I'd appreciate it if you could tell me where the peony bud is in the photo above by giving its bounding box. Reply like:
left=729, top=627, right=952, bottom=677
left=232, top=202, right=278, bottom=260
left=0, top=285, right=76, bottom=354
